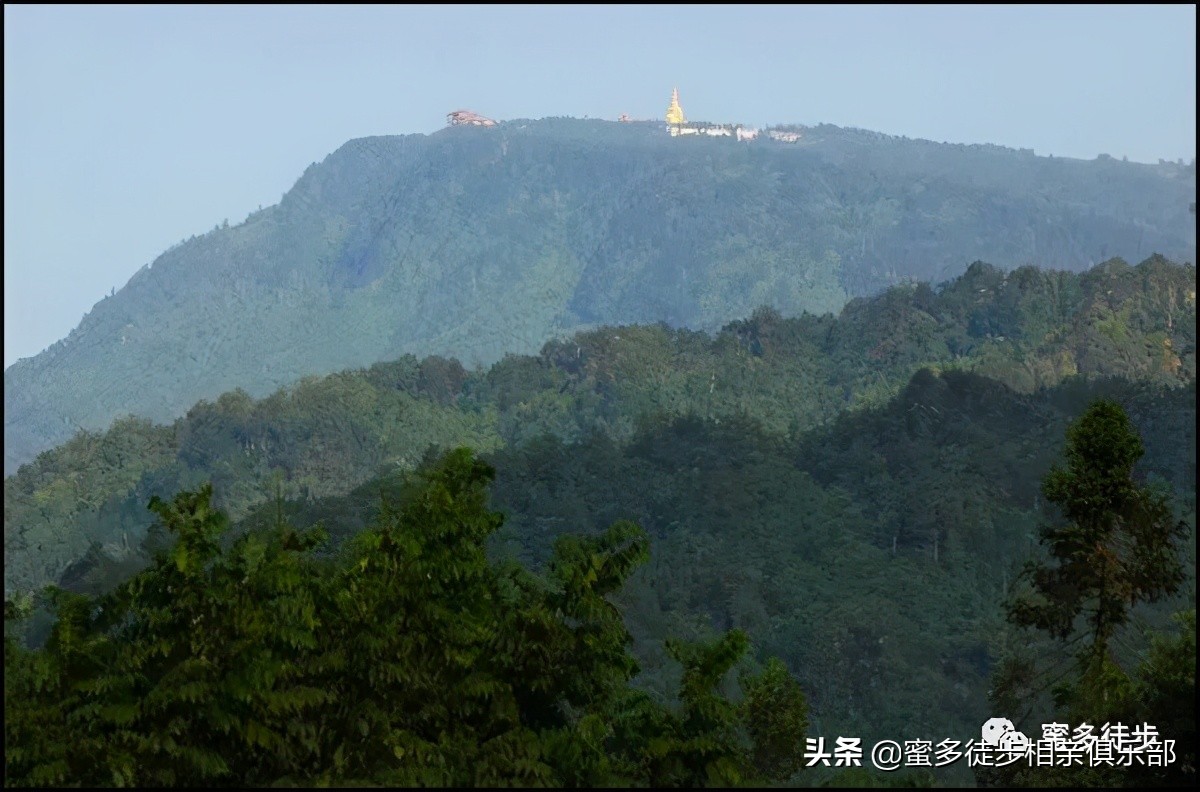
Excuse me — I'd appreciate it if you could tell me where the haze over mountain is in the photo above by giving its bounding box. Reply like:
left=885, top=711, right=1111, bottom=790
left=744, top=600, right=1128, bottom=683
left=5, top=254, right=1194, bottom=774
left=4, top=118, right=1195, bottom=474
left=6, top=253, right=1194, bottom=598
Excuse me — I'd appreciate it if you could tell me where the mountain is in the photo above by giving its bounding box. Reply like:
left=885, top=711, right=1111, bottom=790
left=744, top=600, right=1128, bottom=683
left=32, top=360, right=1197, bottom=775
left=5, top=256, right=1195, bottom=776
left=5, top=255, right=1194, bottom=597
left=5, top=118, right=1195, bottom=473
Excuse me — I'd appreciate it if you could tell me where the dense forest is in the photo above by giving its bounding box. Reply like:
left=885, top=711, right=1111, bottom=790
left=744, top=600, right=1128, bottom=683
left=5, top=407, right=1192, bottom=786
left=6, top=449, right=813, bottom=786
left=5, top=118, right=1194, bottom=474
left=5, top=255, right=1195, bottom=786
left=6, top=255, right=1193, bottom=597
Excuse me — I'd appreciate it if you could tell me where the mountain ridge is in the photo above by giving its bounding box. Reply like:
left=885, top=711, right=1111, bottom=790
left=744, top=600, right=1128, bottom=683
left=5, top=118, right=1195, bottom=473
left=5, top=255, right=1193, bottom=595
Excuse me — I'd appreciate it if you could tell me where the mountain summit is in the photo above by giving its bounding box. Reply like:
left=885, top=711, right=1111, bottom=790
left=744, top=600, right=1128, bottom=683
left=4, top=118, right=1195, bottom=473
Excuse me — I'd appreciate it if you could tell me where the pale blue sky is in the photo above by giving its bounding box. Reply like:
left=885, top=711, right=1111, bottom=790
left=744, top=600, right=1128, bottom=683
left=4, top=4, right=1196, bottom=367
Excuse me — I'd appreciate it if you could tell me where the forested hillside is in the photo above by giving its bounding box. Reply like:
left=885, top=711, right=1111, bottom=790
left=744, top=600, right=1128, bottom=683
left=6, top=450, right=817, bottom=787
left=8, top=382, right=1192, bottom=786
left=213, top=372, right=1191, bottom=764
left=5, top=118, right=1194, bottom=473
left=4, top=256, right=1195, bottom=787
left=5, top=256, right=1193, bottom=597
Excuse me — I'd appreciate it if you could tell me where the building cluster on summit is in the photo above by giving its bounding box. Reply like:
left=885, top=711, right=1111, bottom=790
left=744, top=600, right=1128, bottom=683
left=446, top=88, right=802, bottom=143
left=663, top=87, right=801, bottom=142
left=446, top=109, right=497, bottom=127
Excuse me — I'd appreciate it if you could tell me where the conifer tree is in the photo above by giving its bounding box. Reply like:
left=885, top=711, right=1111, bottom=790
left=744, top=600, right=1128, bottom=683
left=983, top=401, right=1191, bottom=787
left=1008, top=399, right=1187, bottom=710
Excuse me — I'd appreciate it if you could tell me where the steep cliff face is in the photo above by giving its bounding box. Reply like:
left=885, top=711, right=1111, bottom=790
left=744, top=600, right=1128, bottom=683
left=5, top=119, right=1195, bottom=474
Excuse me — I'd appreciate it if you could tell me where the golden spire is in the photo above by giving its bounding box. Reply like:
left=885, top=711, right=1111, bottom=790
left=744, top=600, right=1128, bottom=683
left=666, top=86, right=686, bottom=126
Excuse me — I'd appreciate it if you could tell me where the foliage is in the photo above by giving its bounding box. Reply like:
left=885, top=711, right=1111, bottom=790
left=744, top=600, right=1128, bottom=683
left=740, top=656, right=809, bottom=783
left=980, top=402, right=1192, bottom=788
left=6, top=118, right=1195, bottom=474
left=4, top=449, right=805, bottom=787
left=7, top=256, right=1195, bottom=596
left=169, top=370, right=1186, bottom=784
left=1009, top=401, right=1187, bottom=663
left=8, top=375, right=1193, bottom=786
left=1129, top=610, right=1196, bottom=787
left=4, top=255, right=1195, bottom=788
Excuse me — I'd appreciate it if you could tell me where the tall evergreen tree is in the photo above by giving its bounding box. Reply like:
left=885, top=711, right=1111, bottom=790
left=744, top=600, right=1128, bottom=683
left=983, top=401, right=1192, bottom=787
left=1008, top=399, right=1187, bottom=698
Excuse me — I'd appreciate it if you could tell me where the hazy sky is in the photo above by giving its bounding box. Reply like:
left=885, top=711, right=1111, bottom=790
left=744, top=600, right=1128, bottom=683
left=4, top=4, right=1196, bottom=368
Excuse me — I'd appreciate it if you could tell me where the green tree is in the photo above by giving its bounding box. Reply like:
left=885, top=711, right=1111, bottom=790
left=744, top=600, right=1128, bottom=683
left=740, top=656, right=809, bottom=783
left=7, top=448, right=812, bottom=787
left=1008, top=399, right=1187, bottom=708
left=984, top=401, right=1192, bottom=787
left=1126, top=609, right=1196, bottom=787
left=5, top=587, right=113, bottom=786
left=7, top=485, right=341, bottom=787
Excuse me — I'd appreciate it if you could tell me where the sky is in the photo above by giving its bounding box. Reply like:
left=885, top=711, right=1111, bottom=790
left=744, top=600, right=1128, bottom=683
left=4, top=4, right=1196, bottom=368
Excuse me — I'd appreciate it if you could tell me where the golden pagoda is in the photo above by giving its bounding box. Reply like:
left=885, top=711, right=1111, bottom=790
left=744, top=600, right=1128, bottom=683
left=665, top=87, right=686, bottom=126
